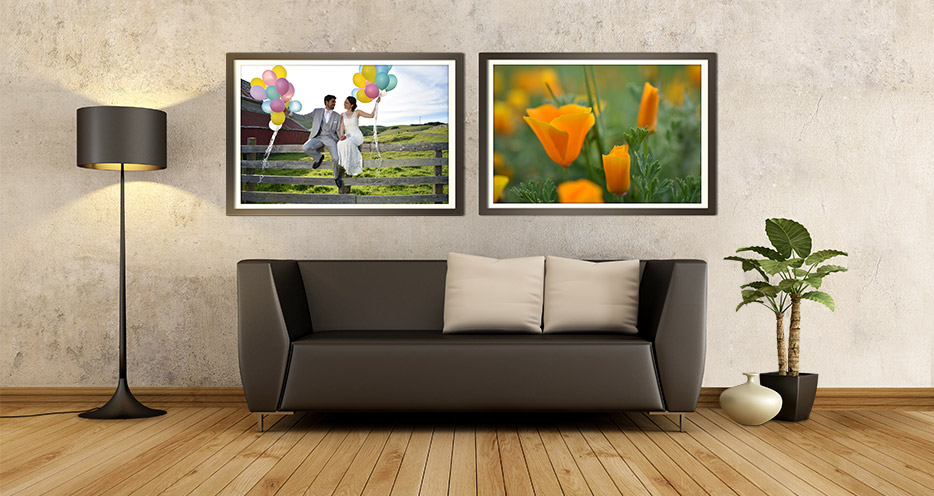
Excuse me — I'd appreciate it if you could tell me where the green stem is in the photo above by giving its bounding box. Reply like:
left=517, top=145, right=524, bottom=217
left=545, top=82, right=560, bottom=105
left=589, top=66, right=607, bottom=155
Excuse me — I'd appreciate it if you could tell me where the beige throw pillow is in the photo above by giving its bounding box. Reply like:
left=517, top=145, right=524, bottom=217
left=443, top=253, right=545, bottom=333
left=543, top=256, right=640, bottom=334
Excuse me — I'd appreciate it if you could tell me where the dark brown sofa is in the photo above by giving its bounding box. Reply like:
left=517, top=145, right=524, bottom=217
left=237, top=259, right=706, bottom=425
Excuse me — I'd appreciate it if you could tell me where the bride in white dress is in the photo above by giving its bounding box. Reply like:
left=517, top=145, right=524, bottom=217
left=337, top=95, right=379, bottom=177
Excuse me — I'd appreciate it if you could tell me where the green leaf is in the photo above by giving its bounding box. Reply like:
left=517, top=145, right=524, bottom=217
left=793, top=268, right=809, bottom=277
left=725, top=256, right=761, bottom=273
left=805, top=249, right=848, bottom=266
left=800, top=291, right=835, bottom=311
left=787, top=258, right=805, bottom=269
left=765, top=218, right=812, bottom=258
left=804, top=276, right=823, bottom=289
left=778, top=278, right=797, bottom=291
left=741, top=281, right=772, bottom=290
left=757, top=286, right=779, bottom=297
left=759, top=259, right=789, bottom=275
left=814, top=264, right=848, bottom=277
left=737, top=246, right=785, bottom=261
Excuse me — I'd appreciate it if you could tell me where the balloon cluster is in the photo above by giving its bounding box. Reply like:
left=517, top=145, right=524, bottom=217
left=350, top=65, right=398, bottom=102
left=249, top=65, right=303, bottom=131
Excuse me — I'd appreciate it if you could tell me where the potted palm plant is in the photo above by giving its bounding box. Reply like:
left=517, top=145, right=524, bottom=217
left=726, top=218, right=847, bottom=421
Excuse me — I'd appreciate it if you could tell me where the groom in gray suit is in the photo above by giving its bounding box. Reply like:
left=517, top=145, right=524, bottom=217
left=302, top=95, right=344, bottom=188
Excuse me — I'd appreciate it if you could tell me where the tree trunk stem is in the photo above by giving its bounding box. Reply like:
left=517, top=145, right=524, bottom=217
left=788, top=297, right=801, bottom=376
left=775, top=311, right=787, bottom=375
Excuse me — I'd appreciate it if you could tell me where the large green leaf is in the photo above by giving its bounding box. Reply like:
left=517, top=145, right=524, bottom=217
left=765, top=218, right=812, bottom=258
left=741, top=281, right=772, bottom=290
left=805, top=249, right=848, bottom=266
left=724, top=256, right=765, bottom=276
left=759, top=259, right=790, bottom=275
left=800, top=291, right=835, bottom=311
left=736, top=246, right=785, bottom=261
left=814, top=264, right=848, bottom=277
left=804, top=276, right=823, bottom=289
left=778, top=278, right=797, bottom=292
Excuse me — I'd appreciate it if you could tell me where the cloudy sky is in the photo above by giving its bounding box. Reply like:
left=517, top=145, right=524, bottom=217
left=242, top=63, right=450, bottom=126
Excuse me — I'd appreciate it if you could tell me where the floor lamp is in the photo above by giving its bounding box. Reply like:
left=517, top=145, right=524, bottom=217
left=76, top=106, right=167, bottom=419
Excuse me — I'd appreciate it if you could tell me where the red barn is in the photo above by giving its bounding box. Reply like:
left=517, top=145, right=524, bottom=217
left=240, top=79, right=310, bottom=145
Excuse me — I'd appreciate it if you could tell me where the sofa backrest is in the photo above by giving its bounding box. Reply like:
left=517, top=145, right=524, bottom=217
left=299, top=260, right=448, bottom=331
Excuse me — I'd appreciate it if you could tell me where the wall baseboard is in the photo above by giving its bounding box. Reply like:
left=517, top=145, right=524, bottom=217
left=2, top=387, right=932, bottom=410
left=697, top=387, right=934, bottom=410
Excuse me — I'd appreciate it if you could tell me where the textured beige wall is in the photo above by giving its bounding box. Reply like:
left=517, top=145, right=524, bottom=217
left=1, top=0, right=932, bottom=387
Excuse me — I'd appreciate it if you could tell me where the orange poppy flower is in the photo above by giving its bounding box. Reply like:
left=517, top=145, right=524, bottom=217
left=602, top=145, right=631, bottom=196
left=493, top=102, right=515, bottom=135
left=493, top=175, right=509, bottom=201
left=557, top=179, right=604, bottom=203
left=512, top=69, right=563, bottom=95
left=687, top=65, right=702, bottom=86
left=523, top=104, right=595, bottom=167
left=663, top=79, right=687, bottom=107
left=637, top=82, right=659, bottom=133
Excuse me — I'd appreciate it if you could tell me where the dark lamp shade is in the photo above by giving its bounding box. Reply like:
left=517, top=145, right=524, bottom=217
left=77, top=106, right=167, bottom=171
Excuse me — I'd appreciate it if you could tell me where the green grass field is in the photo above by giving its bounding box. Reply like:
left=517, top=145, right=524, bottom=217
left=247, top=124, right=449, bottom=197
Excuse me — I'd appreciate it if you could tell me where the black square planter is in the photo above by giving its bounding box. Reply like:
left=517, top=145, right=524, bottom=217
left=759, top=372, right=819, bottom=421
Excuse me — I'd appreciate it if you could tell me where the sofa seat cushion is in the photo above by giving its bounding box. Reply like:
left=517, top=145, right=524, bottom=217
left=280, top=331, right=664, bottom=411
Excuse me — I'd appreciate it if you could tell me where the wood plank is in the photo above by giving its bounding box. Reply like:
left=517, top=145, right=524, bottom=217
left=331, top=426, right=394, bottom=496
left=836, top=411, right=934, bottom=455
left=704, top=408, right=884, bottom=496
left=272, top=426, right=352, bottom=495
left=420, top=427, right=454, bottom=496
left=7, top=407, right=208, bottom=495
left=193, top=413, right=311, bottom=495
left=638, top=413, right=765, bottom=495
left=241, top=157, right=448, bottom=169
left=557, top=423, right=622, bottom=495
left=303, top=424, right=374, bottom=496
left=644, top=413, right=789, bottom=496
left=516, top=427, right=564, bottom=496
left=607, top=414, right=708, bottom=495
left=239, top=142, right=448, bottom=154
left=475, top=427, right=505, bottom=496
left=756, top=410, right=934, bottom=496
left=695, top=409, right=848, bottom=495
left=448, top=425, right=476, bottom=495
left=360, top=426, right=412, bottom=496
left=90, top=408, right=249, bottom=495
left=538, top=426, right=592, bottom=495
left=496, top=427, right=534, bottom=496
left=687, top=411, right=826, bottom=496
left=870, top=411, right=934, bottom=441
left=2, top=407, right=197, bottom=495
left=243, top=416, right=333, bottom=496
left=390, top=426, right=432, bottom=496
left=586, top=418, right=679, bottom=496
left=241, top=174, right=449, bottom=186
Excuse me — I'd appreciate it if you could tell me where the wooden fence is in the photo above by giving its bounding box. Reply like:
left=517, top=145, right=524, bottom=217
left=240, top=138, right=448, bottom=204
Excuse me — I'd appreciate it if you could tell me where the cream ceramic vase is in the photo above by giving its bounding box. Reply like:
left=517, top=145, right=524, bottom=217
left=720, top=372, right=783, bottom=425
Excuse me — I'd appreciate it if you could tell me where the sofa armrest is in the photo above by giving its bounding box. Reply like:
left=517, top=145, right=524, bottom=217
left=639, top=260, right=707, bottom=412
left=237, top=260, right=312, bottom=412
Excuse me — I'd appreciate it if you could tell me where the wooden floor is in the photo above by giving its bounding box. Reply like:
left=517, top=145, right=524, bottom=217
left=2, top=405, right=934, bottom=495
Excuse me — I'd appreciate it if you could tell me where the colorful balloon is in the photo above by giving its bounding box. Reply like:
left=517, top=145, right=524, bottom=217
left=261, top=101, right=273, bottom=113
left=270, top=112, right=285, bottom=125
left=349, top=87, right=359, bottom=97
left=272, top=65, right=287, bottom=79
left=281, top=82, right=295, bottom=100
left=265, top=85, right=280, bottom=100
left=374, top=72, right=389, bottom=90
left=275, top=78, right=290, bottom=95
left=361, top=65, right=377, bottom=82
left=385, top=74, right=398, bottom=91
left=356, top=88, right=371, bottom=103
left=352, top=72, right=367, bottom=88
left=269, top=121, right=282, bottom=131
left=375, top=65, right=390, bottom=74
left=289, top=100, right=302, bottom=112
left=250, top=85, right=266, bottom=101
left=270, top=99, right=285, bottom=112
left=364, top=82, right=379, bottom=99
left=262, top=70, right=277, bottom=86
left=250, top=77, right=266, bottom=88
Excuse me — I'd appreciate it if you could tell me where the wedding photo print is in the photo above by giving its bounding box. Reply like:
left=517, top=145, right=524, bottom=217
left=227, top=53, right=462, bottom=215
left=480, top=53, right=716, bottom=215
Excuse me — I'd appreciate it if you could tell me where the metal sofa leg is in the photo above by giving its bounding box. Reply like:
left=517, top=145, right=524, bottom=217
left=648, top=411, right=687, bottom=432
left=255, top=412, right=294, bottom=432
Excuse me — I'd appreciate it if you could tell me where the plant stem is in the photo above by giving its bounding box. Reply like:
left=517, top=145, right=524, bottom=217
left=788, top=296, right=801, bottom=376
left=775, top=311, right=787, bottom=375
left=545, top=82, right=560, bottom=105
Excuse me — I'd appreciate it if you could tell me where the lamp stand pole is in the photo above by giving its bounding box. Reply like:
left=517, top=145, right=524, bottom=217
left=80, top=164, right=166, bottom=419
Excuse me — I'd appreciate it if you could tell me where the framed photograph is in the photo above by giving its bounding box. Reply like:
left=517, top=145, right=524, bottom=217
left=479, top=52, right=717, bottom=215
left=227, top=52, right=463, bottom=215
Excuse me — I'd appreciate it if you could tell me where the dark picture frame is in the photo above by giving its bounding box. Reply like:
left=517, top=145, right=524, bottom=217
left=227, top=52, right=464, bottom=216
left=479, top=52, right=717, bottom=215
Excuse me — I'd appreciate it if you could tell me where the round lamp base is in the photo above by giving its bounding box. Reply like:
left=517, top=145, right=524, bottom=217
left=79, top=378, right=166, bottom=419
